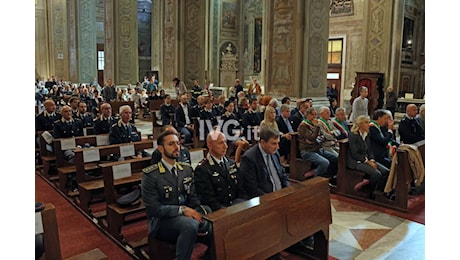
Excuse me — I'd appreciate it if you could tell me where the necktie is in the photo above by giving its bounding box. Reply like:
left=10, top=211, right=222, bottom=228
left=285, top=118, right=294, bottom=133
left=171, top=166, right=177, bottom=177
left=266, top=155, right=282, bottom=191
left=219, top=161, right=226, bottom=171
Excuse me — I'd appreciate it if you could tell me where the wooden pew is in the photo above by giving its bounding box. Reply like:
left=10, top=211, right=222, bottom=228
left=99, top=157, right=151, bottom=243
left=204, top=177, right=332, bottom=259
left=74, top=140, right=156, bottom=217
left=288, top=133, right=313, bottom=181
left=336, top=141, right=425, bottom=212
left=36, top=203, right=108, bottom=260
left=53, top=135, right=103, bottom=197
left=37, top=130, right=57, bottom=181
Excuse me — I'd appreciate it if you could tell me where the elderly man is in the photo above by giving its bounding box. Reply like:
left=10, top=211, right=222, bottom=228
left=399, top=104, right=424, bottom=144
left=109, top=105, right=141, bottom=144
left=36, top=99, right=61, bottom=132
left=194, top=130, right=248, bottom=211
left=93, top=102, right=119, bottom=135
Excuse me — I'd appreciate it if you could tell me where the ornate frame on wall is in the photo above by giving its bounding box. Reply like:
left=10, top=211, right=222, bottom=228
left=221, top=0, right=237, bottom=32
left=330, top=0, right=354, bottom=17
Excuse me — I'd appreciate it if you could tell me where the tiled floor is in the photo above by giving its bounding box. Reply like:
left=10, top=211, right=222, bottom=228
left=329, top=198, right=425, bottom=260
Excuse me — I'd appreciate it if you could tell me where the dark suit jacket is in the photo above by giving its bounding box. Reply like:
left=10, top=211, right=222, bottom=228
left=398, top=116, right=424, bottom=144
left=108, top=121, right=141, bottom=144
left=369, top=124, right=393, bottom=166
left=53, top=118, right=84, bottom=138
left=276, top=115, right=292, bottom=156
left=141, top=161, right=201, bottom=237
left=175, top=104, right=192, bottom=128
left=240, top=144, right=290, bottom=198
left=289, top=110, right=304, bottom=132
left=160, top=104, right=175, bottom=125
left=347, top=132, right=374, bottom=169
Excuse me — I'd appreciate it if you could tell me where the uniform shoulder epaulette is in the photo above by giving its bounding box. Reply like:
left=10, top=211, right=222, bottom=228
left=197, top=157, right=208, bottom=166
left=143, top=164, right=158, bottom=174
left=178, top=161, right=192, bottom=167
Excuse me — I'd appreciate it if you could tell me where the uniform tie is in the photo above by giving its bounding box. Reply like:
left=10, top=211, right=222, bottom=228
left=219, top=161, right=226, bottom=171
left=171, top=166, right=177, bottom=177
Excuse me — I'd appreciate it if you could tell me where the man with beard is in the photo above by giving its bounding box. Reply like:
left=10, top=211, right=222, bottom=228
left=141, top=130, right=211, bottom=260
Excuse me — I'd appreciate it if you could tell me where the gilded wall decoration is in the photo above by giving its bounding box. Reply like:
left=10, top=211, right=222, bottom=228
left=163, top=0, right=176, bottom=85
left=184, top=0, right=202, bottom=86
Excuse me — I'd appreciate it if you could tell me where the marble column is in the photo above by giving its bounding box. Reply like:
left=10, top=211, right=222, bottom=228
left=104, top=0, right=115, bottom=84
left=263, top=0, right=329, bottom=107
left=162, top=0, right=179, bottom=89
left=35, top=0, right=50, bottom=80
left=46, top=0, right=70, bottom=81
left=182, top=0, right=206, bottom=87
left=151, top=0, right=161, bottom=74
left=301, top=0, right=330, bottom=107
left=76, top=0, right=97, bottom=84
left=67, top=0, right=78, bottom=82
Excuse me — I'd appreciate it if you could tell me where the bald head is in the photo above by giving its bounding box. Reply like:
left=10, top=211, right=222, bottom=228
left=44, top=99, right=56, bottom=113
left=406, top=104, right=418, bottom=117
left=207, top=130, right=228, bottom=159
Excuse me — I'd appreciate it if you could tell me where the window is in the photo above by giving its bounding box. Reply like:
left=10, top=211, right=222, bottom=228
left=327, top=39, right=343, bottom=65
left=97, top=51, right=104, bottom=70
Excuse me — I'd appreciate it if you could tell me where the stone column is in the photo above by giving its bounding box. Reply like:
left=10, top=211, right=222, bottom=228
left=151, top=0, right=161, bottom=74
left=67, top=0, right=78, bottom=82
left=47, top=0, right=70, bottom=81
left=301, top=0, right=330, bottom=107
left=104, top=0, right=115, bottom=84
left=35, top=0, right=50, bottom=80
left=162, top=0, right=179, bottom=89
left=182, top=0, right=206, bottom=87
left=76, top=0, right=97, bottom=84
left=114, top=0, right=139, bottom=85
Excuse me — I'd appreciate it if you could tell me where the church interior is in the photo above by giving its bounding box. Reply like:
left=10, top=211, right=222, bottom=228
left=30, top=0, right=439, bottom=259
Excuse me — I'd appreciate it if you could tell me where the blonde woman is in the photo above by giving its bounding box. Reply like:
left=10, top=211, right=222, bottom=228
left=260, top=106, right=279, bottom=132
left=347, top=115, right=390, bottom=197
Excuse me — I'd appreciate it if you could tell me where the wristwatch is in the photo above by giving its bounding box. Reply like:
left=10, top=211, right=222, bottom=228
left=179, top=205, right=186, bottom=215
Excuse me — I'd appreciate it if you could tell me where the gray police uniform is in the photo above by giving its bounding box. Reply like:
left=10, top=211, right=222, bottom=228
left=141, top=161, right=205, bottom=260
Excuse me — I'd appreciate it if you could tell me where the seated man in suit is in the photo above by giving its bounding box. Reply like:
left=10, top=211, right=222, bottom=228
left=141, top=130, right=212, bottom=260
left=175, top=94, right=194, bottom=144
left=160, top=94, right=176, bottom=126
left=289, top=99, right=309, bottom=132
left=276, top=104, right=295, bottom=166
left=93, top=102, right=119, bottom=135
left=195, top=130, right=248, bottom=211
left=399, top=104, right=424, bottom=144
left=331, top=107, right=350, bottom=141
left=369, top=109, right=395, bottom=169
left=240, top=127, right=290, bottom=199
left=317, top=106, right=340, bottom=157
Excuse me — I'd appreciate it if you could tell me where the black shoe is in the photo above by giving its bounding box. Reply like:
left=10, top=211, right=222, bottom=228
left=329, top=177, right=337, bottom=188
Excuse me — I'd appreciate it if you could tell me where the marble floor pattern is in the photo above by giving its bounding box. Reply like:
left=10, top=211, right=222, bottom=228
left=135, top=116, right=425, bottom=260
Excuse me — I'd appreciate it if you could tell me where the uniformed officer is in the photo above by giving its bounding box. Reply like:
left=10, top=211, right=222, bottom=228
left=75, top=102, right=94, bottom=128
left=194, top=130, right=248, bottom=211
left=108, top=105, right=141, bottom=144
left=93, top=103, right=119, bottom=135
left=141, top=130, right=211, bottom=260
left=190, top=79, right=204, bottom=107
left=151, top=126, right=191, bottom=165
left=36, top=99, right=61, bottom=132
left=53, top=105, right=84, bottom=138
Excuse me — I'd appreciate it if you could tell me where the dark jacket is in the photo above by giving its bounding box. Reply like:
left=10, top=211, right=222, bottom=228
left=289, top=110, right=304, bottom=132
left=240, top=144, right=290, bottom=198
left=93, top=116, right=119, bottom=135
left=175, top=104, right=192, bottom=129
left=53, top=118, right=84, bottom=138
left=194, top=155, right=248, bottom=211
left=369, top=123, right=393, bottom=167
left=36, top=112, right=61, bottom=132
left=108, top=120, right=141, bottom=144
left=398, top=115, right=424, bottom=144
left=160, top=104, right=176, bottom=125
left=347, top=132, right=374, bottom=169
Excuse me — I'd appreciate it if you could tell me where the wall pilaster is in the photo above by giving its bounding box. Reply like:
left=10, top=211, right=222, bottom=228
left=47, top=0, right=70, bottom=81
left=77, top=0, right=97, bottom=83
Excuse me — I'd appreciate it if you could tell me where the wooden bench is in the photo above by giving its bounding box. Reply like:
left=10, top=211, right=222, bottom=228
left=74, top=140, right=156, bottom=217
left=99, top=157, right=151, bottom=243
left=204, top=177, right=332, bottom=259
left=288, top=133, right=312, bottom=181
left=36, top=203, right=108, bottom=260
left=336, top=141, right=425, bottom=212
left=53, top=135, right=103, bottom=197
left=37, top=130, right=57, bottom=181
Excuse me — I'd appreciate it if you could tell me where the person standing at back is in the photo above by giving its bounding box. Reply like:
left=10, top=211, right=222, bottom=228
left=173, top=77, right=187, bottom=99
left=350, top=86, right=369, bottom=122
left=102, top=78, right=117, bottom=102
left=384, top=86, right=398, bottom=118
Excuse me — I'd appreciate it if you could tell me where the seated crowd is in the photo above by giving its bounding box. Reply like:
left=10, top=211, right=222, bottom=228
left=36, top=77, right=425, bottom=260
